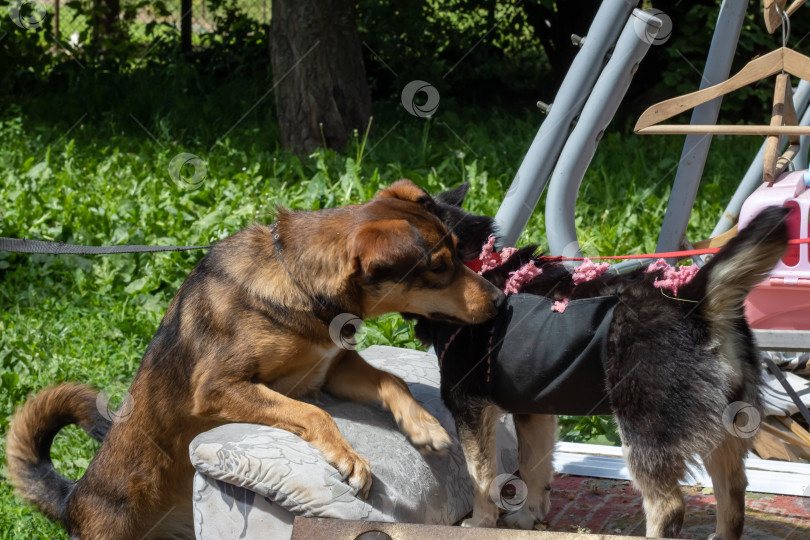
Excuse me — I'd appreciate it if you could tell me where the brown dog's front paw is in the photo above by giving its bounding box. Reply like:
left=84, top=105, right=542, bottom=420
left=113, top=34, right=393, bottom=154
left=327, top=447, right=372, bottom=498
left=344, top=451, right=372, bottom=498
left=399, top=402, right=452, bottom=454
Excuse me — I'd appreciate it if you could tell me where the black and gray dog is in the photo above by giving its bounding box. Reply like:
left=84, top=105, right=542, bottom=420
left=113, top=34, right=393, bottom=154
left=411, top=184, right=789, bottom=540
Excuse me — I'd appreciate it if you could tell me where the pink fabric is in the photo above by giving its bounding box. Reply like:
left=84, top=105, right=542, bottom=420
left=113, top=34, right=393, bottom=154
left=501, top=246, right=518, bottom=263
left=572, top=259, right=611, bottom=285
left=645, top=258, right=699, bottom=296
left=478, top=234, right=495, bottom=274
left=486, top=326, right=495, bottom=382
left=645, top=258, right=670, bottom=274
left=439, top=327, right=463, bottom=366
left=551, top=298, right=570, bottom=313
left=504, top=262, right=543, bottom=295
left=475, top=235, right=517, bottom=274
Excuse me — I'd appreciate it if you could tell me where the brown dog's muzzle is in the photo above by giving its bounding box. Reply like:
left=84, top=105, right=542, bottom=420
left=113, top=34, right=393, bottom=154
left=449, top=266, right=505, bottom=324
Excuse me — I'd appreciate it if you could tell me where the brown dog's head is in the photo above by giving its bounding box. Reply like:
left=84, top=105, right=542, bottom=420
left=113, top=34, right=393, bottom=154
left=349, top=179, right=503, bottom=324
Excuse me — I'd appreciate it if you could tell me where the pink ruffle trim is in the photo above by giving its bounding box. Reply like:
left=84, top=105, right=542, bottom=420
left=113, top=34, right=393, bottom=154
left=477, top=235, right=517, bottom=275
left=504, top=262, right=543, bottom=295
left=645, top=258, right=699, bottom=296
left=572, top=258, right=610, bottom=285
left=551, top=298, right=569, bottom=313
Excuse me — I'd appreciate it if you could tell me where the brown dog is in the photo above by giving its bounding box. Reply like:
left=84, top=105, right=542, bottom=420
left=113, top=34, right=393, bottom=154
left=7, top=180, right=504, bottom=539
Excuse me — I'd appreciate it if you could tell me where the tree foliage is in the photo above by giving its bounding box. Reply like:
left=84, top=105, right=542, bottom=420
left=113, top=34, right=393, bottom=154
left=4, top=1, right=810, bottom=137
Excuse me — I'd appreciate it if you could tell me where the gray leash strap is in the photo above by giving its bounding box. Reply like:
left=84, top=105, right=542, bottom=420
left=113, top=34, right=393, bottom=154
left=0, top=237, right=210, bottom=255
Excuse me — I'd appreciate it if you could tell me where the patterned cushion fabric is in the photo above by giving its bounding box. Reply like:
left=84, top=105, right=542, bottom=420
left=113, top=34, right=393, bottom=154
left=189, top=346, right=519, bottom=534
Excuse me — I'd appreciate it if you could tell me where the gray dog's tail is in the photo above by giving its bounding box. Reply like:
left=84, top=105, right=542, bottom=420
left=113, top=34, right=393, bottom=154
left=680, top=205, right=790, bottom=322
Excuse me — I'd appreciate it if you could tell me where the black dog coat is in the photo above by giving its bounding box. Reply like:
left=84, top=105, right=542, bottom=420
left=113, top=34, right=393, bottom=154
left=435, top=293, right=619, bottom=416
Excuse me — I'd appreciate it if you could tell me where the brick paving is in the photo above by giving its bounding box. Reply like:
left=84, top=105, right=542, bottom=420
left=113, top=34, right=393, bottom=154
left=534, top=474, right=810, bottom=538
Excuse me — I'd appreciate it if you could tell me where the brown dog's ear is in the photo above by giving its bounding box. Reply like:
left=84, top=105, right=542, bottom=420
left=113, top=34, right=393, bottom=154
left=375, top=179, right=431, bottom=204
left=375, top=179, right=440, bottom=217
left=349, top=219, right=425, bottom=280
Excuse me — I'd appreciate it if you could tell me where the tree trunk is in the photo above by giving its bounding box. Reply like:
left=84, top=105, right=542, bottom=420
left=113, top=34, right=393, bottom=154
left=181, top=0, right=192, bottom=53
left=93, top=0, right=121, bottom=44
left=270, top=0, right=372, bottom=153
left=53, top=0, right=60, bottom=40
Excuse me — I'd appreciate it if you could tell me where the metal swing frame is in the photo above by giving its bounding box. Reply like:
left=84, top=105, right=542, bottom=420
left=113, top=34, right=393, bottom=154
left=495, top=0, right=810, bottom=352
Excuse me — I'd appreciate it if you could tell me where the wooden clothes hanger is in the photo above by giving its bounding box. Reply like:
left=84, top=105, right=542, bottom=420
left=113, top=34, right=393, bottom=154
left=639, top=4, right=810, bottom=248
left=635, top=3, right=810, bottom=183
left=634, top=47, right=810, bottom=137
left=765, top=0, right=807, bottom=33
left=691, top=74, right=798, bottom=245
left=763, top=72, right=800, bottom=183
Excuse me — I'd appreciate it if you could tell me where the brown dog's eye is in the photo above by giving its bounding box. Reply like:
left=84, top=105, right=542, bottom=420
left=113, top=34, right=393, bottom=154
left=430, top=263, right=448, bottom=274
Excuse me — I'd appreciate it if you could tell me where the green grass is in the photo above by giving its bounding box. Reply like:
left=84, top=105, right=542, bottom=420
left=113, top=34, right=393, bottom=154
left=0, top=58, right=763, bottom=537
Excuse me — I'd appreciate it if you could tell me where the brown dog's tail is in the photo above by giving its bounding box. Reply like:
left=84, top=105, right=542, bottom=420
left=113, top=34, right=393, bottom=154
left=6, top=383, right=110, bottom=522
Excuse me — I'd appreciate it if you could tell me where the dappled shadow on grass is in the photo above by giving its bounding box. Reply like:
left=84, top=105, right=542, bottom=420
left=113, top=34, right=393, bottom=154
left=5, top=55, right=278, bottom=153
